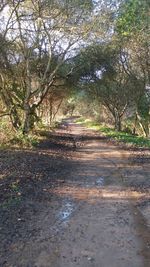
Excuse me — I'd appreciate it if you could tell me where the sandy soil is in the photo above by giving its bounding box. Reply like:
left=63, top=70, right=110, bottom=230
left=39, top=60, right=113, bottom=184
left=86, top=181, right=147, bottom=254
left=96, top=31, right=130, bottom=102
left=0, top=118, right=149, bottom=267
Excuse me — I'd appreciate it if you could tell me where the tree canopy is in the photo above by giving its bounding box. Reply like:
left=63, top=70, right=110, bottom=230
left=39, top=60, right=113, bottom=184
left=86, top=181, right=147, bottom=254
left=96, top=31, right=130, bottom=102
left=0, top=0, right=149, bottom=137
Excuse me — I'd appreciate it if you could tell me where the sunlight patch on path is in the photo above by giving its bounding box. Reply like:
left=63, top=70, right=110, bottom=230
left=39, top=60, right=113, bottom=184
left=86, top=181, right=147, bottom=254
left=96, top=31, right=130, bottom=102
left=49, top=185, right=149, bottom=202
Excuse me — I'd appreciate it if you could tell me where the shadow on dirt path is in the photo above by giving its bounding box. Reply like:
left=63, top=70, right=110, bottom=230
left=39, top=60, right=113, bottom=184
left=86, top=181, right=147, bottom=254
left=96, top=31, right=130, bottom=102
left=0, top=117, right=149, bottom=267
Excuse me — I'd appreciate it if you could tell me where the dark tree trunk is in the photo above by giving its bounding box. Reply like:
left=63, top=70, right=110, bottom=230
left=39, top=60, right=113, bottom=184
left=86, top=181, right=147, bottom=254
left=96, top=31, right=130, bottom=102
left=114, top=113, right=122, bottom=131
left=49, top=98, right=53, bottom=126
left=133, top=112, right=138, bottom=135
left=23, top=104, right=31, bottom=134
left=52, top=99, right=63, bottom=122
left=22, top=104, right=37, bottom=134
left=1, top=90, right=21, bottom=130
left=10, top=107, right=21, bottom=130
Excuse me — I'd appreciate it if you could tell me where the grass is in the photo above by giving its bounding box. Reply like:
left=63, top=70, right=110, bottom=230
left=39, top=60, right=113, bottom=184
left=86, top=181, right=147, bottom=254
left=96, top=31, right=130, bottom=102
left=0, top=130, right=40, bottom=149
left=76, top=117, right=150, bottom=148
left=10, top=131, right=39, bottom=148
left=0, top=119, right=61, bottom=149
left=0, top=119, right=40, bottom=149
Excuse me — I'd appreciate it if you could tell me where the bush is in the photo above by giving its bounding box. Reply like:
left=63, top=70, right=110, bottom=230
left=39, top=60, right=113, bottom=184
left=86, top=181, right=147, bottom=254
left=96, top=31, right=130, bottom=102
left=10, top=131, right=39, bottom=148
left=78, top=117, right=150, bottom=148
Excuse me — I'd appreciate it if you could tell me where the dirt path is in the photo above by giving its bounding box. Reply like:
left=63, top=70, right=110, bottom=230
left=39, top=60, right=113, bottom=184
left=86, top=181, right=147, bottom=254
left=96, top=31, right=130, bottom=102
left=0, top=118, right=150, bottom=267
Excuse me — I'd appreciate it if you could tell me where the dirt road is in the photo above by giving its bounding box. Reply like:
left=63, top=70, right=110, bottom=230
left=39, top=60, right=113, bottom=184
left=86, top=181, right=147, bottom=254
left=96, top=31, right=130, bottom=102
left=0, top=118, right=150, bottom=267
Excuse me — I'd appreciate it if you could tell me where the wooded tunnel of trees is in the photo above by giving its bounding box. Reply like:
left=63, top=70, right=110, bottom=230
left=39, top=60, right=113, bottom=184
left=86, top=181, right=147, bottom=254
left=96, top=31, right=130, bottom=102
left=0, top=0, right=149, bottom=142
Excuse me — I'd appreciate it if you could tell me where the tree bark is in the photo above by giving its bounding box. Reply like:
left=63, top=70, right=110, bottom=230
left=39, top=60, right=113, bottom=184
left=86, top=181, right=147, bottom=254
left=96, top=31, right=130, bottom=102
left=10, top=107, right=21, bottom=130
left=23, top=103, right=31, bottom=134
left=114, top=112, right=122, bottom=131
left=137, top=113, right=150, bottom=137
left=22, top=103, right=38, bottom=134
left=133, top=112, right=138, bottom=135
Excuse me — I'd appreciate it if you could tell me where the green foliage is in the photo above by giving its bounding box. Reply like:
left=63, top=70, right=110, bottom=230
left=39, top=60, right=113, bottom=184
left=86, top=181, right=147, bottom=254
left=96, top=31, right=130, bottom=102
left=71, top=43, right=118, bottom=84
left=10, top=131, right=39, bottom=148
left=75, top=117, right=87, bottom=123
left=0, top=118, right=13, bottom=147
left=116, top=0, right=149, bottom=37
left=102, top=128, right=150, bottom=147
left=0, top=0, right=149, bottom=136
left=138, top=95, right=150, bottom=119
left=78, top=118, right=150, bottom=148
left=0, top=117, right=39, bottom=148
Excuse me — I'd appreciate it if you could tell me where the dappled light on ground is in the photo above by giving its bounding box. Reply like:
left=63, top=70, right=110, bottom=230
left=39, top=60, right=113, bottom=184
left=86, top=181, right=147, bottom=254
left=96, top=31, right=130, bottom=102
left=48, top=185, right=149, bottom=202
left=0, top=118, right=149, bottom=267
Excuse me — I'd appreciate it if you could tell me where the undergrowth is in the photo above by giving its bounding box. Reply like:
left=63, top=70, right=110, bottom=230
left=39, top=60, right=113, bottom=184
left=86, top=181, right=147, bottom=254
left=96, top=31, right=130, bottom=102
left=0, top=118, right=58, bottom=149
left=10, top=131, right=39, bottom=148
left=76, top=118, right=150, bottom=148
left=0, top=119, right=39, bottom=148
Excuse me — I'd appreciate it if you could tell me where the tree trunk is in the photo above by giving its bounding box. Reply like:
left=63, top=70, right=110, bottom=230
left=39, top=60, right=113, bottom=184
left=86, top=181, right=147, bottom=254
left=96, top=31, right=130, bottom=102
left=137, top=113, right=149, bottom=137
left=22, top=104, right=37, bottom=134
left=114, top=112, right=122, bottom=131
left=52, top=99, right=63, bottom=122
left=132, top=112, right=138, bottom=135
left=10, top=107, right=21, bottom=130
left=23, top=103, right=31, bottom=134
left=1, top=90, right=21, bottom=130
left=49, top=98, right=53, bottom=126
left=139, top=121, right=149, bottom=137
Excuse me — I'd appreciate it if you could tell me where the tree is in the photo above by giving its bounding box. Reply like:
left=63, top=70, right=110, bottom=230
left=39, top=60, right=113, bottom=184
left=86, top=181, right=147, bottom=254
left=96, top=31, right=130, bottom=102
left=0, top=33, right=22, bottom=129
left=69, top=43, right=133, bottom=131
left=0, top=0, right=98, bottom=133
left=116, top=0, right=150, bottom=135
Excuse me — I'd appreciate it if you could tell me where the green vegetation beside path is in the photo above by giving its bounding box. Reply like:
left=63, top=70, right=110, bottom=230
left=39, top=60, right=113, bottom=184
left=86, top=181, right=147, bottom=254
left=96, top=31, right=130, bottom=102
left=76, top=118, right=150, bottom=148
